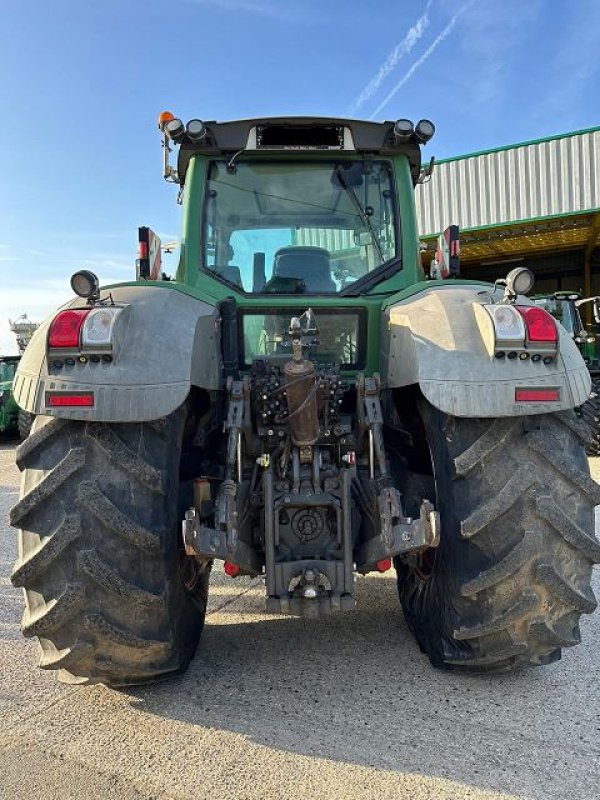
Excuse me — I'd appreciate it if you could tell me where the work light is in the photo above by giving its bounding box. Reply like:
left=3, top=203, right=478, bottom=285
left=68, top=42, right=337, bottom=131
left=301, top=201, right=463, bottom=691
left=165, top=117, right=185, bottom=142
left=393, top=119, right=414, bottom=141
left=70, top=270, right=100, bottom=301
left=415, top=119, right=435, bottom=143
left=505, top=267, right=535, bottom=297
left=186, top=119, right=207, bottom=142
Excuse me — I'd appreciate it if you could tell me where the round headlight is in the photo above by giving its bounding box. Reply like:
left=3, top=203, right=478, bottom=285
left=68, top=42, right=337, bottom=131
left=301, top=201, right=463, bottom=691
left=186, top=119, right=207, bottom=142
left=415, top=119, right=435, bottom=143
left=506, top=267, right=535, bottom=296
left=165, top=117, right=185, bottom=142
left=394, top=119, right=414, bottom=141
left=70, top=270, right=100, bottom=299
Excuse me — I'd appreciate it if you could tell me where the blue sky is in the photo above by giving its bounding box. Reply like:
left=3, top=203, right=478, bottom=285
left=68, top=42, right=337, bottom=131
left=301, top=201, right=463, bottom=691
left=1, top=0, right=599, bottom=352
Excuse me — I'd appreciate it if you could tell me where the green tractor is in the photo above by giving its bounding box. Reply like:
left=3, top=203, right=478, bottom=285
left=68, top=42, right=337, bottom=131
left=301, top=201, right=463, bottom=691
left=9, top=114, right=600, bottom=686
left=533, top=292, right=600, bottom=455
left=0, top=355, right=21, bottom=435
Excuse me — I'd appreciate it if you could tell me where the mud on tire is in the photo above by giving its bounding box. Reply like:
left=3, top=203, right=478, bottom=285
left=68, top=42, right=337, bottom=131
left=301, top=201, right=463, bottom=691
left=9, top=408, right=209, bottom=686
left=396, top=400, right=600, bottom=671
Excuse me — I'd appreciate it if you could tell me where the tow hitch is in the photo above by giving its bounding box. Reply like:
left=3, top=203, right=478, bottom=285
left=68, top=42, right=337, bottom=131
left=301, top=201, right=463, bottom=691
left=181, top=316, right=441, bottom=617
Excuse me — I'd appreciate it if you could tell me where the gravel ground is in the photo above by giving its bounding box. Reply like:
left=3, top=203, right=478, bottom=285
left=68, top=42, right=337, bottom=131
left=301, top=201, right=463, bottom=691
left=1, top=438, right=599, bottom=800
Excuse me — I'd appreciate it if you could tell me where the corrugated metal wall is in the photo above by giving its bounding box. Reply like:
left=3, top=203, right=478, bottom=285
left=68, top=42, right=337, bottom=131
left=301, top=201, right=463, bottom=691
left=295, top=227, right=357, bottom=253
left=415, top=128, right=600, bottom=237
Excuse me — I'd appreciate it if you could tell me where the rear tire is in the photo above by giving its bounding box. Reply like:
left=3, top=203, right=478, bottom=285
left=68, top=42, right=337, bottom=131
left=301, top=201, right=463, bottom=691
left=9, top=408, right=209, bottom=686
left=396, top=400, right=600, bottom=671
left=18, top=409, right=34, bottom=440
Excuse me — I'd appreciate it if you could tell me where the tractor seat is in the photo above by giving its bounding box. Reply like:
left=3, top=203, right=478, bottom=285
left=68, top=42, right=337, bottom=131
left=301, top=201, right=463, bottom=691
left=273, top=247, right=335, bottom=292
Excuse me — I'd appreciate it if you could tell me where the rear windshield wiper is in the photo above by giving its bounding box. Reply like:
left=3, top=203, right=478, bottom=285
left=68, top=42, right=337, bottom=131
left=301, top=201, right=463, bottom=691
left=339, top=257, right=402, bottom=296
left=334, top=166, right=385, bottom=264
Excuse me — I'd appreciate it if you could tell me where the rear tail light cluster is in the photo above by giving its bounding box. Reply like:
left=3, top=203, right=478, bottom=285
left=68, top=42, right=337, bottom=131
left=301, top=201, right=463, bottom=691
left=515, top=306, right=558, bottom=343
left=48, top=309, right=90, bottom=349
left=484, top=304, right=558, bottom=362
left=48, top=307, right=122, bottom=355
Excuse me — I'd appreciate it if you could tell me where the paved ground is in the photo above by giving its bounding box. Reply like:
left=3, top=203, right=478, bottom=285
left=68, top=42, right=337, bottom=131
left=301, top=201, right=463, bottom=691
left=1, top=438, right=599, bottom=800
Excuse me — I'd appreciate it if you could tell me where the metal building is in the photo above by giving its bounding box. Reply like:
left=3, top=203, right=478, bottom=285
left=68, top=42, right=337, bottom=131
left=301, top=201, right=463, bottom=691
left=416, top=126, right=600, bottom=297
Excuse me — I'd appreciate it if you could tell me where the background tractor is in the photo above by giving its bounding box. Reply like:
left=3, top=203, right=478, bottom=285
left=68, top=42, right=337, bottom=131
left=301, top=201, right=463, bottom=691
left=0, top=355, right=21, bottom=435
left=9, top=114, right=600, bottom=686
left=0, top=316, right=38, bottom=438
left=534, top=292, right=600, bottom=455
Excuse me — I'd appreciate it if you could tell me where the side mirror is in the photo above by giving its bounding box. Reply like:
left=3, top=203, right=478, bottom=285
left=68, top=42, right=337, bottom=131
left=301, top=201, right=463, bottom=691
left=430, top=225, right=459, bottom=279
left=354, top=231, right=373, bottom=247
left=137, top=227, right=162, bottom=280
left=594, top=298, right=600, bottom=324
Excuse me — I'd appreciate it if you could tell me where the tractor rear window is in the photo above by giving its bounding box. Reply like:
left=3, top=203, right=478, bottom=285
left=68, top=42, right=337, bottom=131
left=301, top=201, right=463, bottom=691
left=0, top=360, right=18, bottom=382
left=240, top=309, right=366, bottom=368
left=202, top=160, right=399, bottom=294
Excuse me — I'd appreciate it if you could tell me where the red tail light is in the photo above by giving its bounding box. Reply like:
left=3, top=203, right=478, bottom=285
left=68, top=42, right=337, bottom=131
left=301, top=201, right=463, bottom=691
left=515, top=388, right=560, bottom=402
left=48, top=310, right=90, bottom=349
left=46, top=392, right=95, bottom=407
left=224, top=561, right=240, bottom=577
left=516, top=306, right=557, bottom=343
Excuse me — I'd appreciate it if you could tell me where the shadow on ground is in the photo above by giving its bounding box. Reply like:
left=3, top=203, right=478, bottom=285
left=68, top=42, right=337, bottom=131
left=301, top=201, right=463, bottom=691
left=122, top=572, right=600, bottom=800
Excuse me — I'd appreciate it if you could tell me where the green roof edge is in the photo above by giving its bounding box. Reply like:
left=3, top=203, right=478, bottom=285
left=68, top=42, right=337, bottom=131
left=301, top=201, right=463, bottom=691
left=432, top=124, right=600, bottom=165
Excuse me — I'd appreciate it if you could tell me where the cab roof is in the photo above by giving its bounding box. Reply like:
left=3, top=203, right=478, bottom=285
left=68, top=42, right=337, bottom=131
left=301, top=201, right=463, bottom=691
left=176, top=116, right=424, bottom=186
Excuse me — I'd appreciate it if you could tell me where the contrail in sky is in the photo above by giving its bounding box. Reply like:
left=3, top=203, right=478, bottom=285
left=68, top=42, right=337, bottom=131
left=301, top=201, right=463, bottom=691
left=369, top=1, right=474, bottom=119
left=349, top=0, right=433, bottom=116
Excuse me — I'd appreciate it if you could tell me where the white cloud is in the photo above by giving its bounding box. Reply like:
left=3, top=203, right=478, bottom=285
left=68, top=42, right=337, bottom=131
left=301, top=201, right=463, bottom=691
left=47, top=231, right=129, bottom=241
left=531, top=0, right=600, bottom=123
left=456, top=0, right=542, bottom=104
left=97, top=259, right=133, bottom=272
left=184, top=0, right=298, bottom=20
left=349, top=0, right=433, bottom=115
left=370, top=1, right=475, bottom=119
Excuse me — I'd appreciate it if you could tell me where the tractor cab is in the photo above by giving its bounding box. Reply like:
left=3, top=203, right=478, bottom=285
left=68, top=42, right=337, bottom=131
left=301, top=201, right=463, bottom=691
left=157, top=115, right=435, bottom=300
left=148, top=115, right=436, bottom=377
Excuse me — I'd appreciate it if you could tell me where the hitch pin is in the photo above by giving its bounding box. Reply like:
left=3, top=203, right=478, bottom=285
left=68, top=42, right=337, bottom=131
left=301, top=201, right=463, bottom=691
left=237, top=432, right=243, bottom=484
